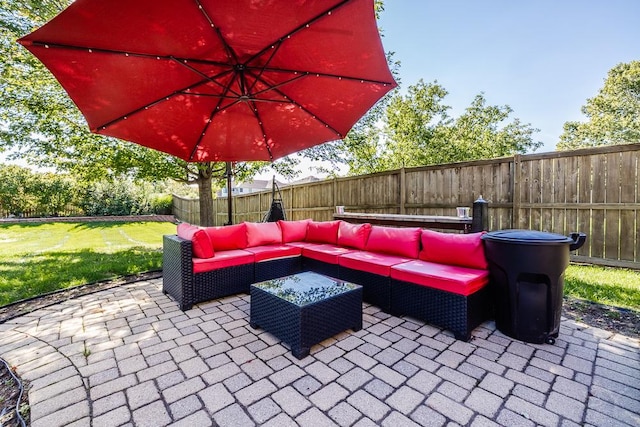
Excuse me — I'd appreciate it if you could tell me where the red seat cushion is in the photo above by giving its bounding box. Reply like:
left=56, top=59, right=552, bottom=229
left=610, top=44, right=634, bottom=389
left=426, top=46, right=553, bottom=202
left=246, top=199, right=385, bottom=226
left=245, top=244, right=302, bottom=262
left=305, top=220, right=341, bottom=244
left=338, top=251, right=413, bottom=277
left=302, top=244, right=355, bottom=264
left=390, top=260, right=489, bottom=296
left=245, top=222, right=282, bottom=247
left=420, top=229, right=488, bottom=270
left=192, top=249, right=254, bottom=273
left=337, top=222, right=372, bottom=250
left=285, top=241, right=318, bottom=249
left=365, top=226, right=421, bottom=258
left=177, top=223, right=214, bottom=259
left=278, top=219, right=312, bottom=243
left=204, top=223, right=248, bottom=251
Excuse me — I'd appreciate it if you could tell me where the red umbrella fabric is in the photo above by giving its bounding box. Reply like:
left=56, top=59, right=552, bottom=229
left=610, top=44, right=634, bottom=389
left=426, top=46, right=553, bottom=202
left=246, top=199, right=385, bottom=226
left=18, top=0, right=396, bottom=162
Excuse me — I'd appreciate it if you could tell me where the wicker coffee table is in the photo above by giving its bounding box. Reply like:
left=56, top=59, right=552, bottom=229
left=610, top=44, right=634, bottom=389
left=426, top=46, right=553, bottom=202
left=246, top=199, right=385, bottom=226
left=250, top=271, right=363, bottom=359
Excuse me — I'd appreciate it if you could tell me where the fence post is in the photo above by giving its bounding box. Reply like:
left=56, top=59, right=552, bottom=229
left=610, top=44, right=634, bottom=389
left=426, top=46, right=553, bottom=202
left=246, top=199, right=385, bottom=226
left=400, top=167, right=406, bottom=215
left=512, top=154, right=521, bottom=228
left=471, top=195, right=489, bottom=232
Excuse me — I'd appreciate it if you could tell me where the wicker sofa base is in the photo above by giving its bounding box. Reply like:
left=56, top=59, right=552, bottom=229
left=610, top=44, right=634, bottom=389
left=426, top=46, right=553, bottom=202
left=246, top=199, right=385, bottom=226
left=163, top=235, right=255, bottom=310
left=166, top=264, right=254, bottom=311
left=163, top=234, right=491, bottom=340
left=338, top=267, right=392, bottom=313
left=302, top=258, right=340, bottom=278
left=255, top=257, right=302, bottom=282
left=390, top=279, right=493, bottom=340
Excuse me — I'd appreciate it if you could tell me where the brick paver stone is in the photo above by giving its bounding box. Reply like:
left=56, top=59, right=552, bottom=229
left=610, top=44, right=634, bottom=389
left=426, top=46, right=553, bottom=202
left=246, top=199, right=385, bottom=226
left=386, top=385, right=424, bottom=413
left=126, top=380, right=160, bottom=410
left=1, top=278, right=639, bottom=427
left=273, top=386, right=312, bottom=416
left=248, top=397, right=281, bottom=424
left=347, top=390, right=391, bottom=422
left=310, top=382, right=350, bottom=411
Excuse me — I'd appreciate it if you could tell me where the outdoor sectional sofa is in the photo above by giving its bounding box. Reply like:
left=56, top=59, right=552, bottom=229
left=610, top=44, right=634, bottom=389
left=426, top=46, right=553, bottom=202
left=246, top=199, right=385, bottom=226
left=162, top=220, right=492, bottom=341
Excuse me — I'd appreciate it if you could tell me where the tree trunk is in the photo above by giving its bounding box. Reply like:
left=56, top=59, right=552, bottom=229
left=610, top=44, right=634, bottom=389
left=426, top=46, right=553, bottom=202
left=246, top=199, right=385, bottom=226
left=197, top=165, right=215, bottom=226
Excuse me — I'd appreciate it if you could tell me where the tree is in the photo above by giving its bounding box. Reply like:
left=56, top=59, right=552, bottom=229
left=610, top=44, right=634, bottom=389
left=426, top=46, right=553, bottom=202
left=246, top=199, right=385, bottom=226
left=0, top=0, right=389, bottom=225
left=0, top=0, right=299, bottom=225
left=558, top=61, right=640, bottom=150
left=320, top=79, right=541, bottom=174
left=381, top=80, right=451, bottom=169
left=436, top=93, right=542, bottom=163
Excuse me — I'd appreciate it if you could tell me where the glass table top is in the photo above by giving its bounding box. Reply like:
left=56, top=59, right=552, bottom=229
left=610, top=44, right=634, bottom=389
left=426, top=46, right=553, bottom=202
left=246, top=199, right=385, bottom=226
left=252, top=271, right=360, bottom=307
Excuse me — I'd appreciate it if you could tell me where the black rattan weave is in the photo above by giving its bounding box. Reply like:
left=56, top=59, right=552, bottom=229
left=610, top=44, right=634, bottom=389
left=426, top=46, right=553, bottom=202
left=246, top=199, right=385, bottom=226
left=390, top=279, right=492, bottom=340
left=250, top=277, right=363, bottom=359
left=254, top=257, right=302, bottom=282
left=338, top=267, right=392, bottom=312
left=163, top=234, right=493, bottom=342
left=163, top=235, right=194, bottom=310
left=192, top=264, right=254, bottom=304
left=162, top=234, right=253, bottom=310
left=302, top=258, right=340, bottom=278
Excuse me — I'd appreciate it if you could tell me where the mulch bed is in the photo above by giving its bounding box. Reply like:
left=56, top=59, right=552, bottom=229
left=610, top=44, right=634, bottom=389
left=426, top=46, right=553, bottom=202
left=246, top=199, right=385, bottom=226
left=0, top=358, right=28, bottom=427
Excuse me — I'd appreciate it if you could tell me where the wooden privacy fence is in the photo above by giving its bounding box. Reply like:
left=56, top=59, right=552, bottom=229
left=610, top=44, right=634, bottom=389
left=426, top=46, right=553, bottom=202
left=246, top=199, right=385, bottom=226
left=173, top=143, right=640, bottom=269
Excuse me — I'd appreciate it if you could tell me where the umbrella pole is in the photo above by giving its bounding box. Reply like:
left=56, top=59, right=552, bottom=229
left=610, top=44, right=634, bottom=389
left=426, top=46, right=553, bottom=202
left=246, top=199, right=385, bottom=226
left=225, top=162, right=233, bottom=225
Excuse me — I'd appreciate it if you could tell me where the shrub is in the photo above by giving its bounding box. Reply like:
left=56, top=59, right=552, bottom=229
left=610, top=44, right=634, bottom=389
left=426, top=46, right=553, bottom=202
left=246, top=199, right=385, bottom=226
left=79, top=180, right=147, bottom=216
left=150, top=194, right=173, bottom=215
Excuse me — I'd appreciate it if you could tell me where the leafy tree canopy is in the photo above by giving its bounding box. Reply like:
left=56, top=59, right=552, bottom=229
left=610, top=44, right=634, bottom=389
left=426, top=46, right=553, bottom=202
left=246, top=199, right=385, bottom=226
left=558, top=60, right=640, bottom=150
left=0, top=0, right=298, bottom=224
left=321, top=79, right=541, bottom=175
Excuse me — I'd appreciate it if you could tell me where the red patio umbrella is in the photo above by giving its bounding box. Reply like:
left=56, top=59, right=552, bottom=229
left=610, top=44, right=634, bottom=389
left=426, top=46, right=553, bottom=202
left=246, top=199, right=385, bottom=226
left=18, top=0, right=396, bottom=163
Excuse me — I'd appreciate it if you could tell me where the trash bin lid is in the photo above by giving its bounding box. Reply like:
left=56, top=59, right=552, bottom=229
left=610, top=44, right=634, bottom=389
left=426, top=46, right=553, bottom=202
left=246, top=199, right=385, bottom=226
left=482, top=229, right=573, bottom=245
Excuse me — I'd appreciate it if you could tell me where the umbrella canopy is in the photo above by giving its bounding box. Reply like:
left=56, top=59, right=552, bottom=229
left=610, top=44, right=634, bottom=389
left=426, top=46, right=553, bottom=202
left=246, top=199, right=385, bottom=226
left=18, top=0, right=396, bottom=163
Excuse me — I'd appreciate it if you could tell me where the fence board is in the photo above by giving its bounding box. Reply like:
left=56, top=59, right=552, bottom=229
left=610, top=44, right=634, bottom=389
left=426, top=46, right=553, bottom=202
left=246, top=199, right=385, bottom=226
left=531, top=159, right=543, bottom=230
left=576, top=155, right=592, bottom=257
left=173, top=144, right=640, bottom=267
left=516, top=159, right=530, bottom=229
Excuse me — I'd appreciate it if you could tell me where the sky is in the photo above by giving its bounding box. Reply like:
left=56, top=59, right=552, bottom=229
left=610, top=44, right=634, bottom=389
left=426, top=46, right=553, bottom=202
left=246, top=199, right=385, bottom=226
left=376, top=0, right=640, bottom=153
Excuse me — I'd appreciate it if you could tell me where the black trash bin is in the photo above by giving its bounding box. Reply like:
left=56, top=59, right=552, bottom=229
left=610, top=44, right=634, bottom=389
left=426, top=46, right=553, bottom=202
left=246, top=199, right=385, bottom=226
left=481, top=230, right=586, bottom=344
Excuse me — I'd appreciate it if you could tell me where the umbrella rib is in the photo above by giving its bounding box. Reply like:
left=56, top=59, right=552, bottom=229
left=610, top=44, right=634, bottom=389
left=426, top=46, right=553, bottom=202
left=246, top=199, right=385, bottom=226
left=253, top=67, right=395, bottom=87
left=248, top=0, right=353, bottom=64
left=95, top=74, right=231, bottom=131
left=193, top=0, right=239, bottom=64
left=187, top=71, right=238, bottom=161
left=245, top=71, right=343, bottom=140
left=246, top=100, right=274, bottom=161
left=171, top=58, right=242, bottom=97
left=246, top=40, right=283, bottom=95
left=19, top=40, right=231, bottom=67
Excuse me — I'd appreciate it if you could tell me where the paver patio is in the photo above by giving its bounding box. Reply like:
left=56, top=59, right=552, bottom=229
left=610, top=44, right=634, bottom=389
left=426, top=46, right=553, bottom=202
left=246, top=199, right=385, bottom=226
left=0, top=277, right=638, bottom=427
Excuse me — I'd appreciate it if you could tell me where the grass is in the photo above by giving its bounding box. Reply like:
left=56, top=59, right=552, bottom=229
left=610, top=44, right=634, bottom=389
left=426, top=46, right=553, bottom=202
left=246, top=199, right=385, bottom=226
left=1, top=221, right=639, bottom=312
left=564, top=264, right=640, bottom=311
left=0, top=221, right=176, bottom=306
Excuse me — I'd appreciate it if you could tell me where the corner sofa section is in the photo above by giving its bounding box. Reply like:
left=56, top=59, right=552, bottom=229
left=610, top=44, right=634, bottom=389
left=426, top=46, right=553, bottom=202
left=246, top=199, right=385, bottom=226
left=162, top=220, right=492, bottom=340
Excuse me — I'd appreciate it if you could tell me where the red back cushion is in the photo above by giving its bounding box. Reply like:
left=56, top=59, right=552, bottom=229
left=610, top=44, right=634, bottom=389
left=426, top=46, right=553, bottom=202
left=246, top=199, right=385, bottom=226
left=204, top=223, right=248, bottom=251
left=365, top=226, right=421, bottom=258
left=177, top=223, right=214, bottom=259
left=278, top=219, right=312, bottom=243
left=338, top=222, right=372, bottom=250
left=419, top=229, right=488, bottom=269
left=245, top=222, right=282, bottom=247
left=305, top=221, right=341, bottom=244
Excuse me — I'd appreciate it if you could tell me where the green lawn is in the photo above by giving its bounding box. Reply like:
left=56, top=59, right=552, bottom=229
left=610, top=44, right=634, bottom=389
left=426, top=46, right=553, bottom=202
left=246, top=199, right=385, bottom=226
left=1, top=221, right=639, bottom=312
left=0, top=221, right=176, bottom=306
left=564, top=264, right=640, bottom=311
